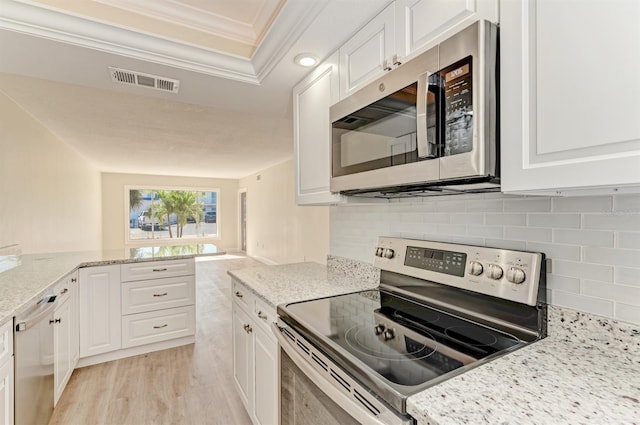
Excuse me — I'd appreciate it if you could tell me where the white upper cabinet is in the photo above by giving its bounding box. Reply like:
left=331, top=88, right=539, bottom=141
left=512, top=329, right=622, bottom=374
left=501, top=0, right=640, bottom=195
left=293, top=51, right=344, bottom=205
left=396, top=0, right=498, bottom=60
left=339, top=3, right=396, bottom=98
left=339, top=0, right=498, bottom=98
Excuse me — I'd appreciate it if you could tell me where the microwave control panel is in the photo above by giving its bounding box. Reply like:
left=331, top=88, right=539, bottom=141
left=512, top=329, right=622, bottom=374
left=442, top=56, right=473, bottom=157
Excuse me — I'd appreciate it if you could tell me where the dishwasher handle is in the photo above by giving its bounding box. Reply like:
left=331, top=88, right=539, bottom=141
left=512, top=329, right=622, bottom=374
left=15, top=295, right=57, bottom=332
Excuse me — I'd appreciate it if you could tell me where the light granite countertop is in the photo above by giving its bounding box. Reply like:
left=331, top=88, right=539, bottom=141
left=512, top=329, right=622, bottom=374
left=229, top=257, right=640, bottom=425
left=0, top=243, right=225, bottom=327
left=227, top=258, right=380, bottom=308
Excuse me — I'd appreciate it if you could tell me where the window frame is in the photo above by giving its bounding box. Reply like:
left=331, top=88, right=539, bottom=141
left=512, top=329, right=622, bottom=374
left=124, top=184, right=220, bottom=246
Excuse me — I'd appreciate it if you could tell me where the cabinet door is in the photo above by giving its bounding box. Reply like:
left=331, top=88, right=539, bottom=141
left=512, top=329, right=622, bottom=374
left=396, top=0, right=498, bottom=61
left=54, top=298, right=72, bottom=405
left=293, top=51, right=344, bottom=205
left=0, top=356, right=13, bottom=425
left=339, top=2, right=395, bottom=98
left=70, top=273, right=79, bottom=367
left=253, top=327, right=277, bottom=425
left=79, top=265, right=122, bottom=358
left=232, top=305, right=253, bottom=412
left=501, top=0, right=640, bottom=195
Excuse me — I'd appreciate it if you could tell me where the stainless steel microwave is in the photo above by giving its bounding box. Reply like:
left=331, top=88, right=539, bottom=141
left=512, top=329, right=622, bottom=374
left=330, top=20, right=499, bottom=197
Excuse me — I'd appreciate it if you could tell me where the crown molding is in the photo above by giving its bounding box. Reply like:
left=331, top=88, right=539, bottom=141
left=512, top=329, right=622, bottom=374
left=0, top=0, right=328, bottom=84
left=92, top=0, right=259, bottom=45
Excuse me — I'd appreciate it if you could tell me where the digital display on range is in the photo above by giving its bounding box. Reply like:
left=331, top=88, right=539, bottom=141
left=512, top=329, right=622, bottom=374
left=404, top=246, right=466, bottom=276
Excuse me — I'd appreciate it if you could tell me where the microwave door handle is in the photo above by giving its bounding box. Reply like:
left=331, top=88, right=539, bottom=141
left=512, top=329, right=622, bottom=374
left=416, top=72, right=437, bottom=159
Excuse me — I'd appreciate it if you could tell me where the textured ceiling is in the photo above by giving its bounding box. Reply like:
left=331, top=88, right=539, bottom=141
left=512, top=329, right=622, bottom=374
left=0, top=0, right=389, bottom=179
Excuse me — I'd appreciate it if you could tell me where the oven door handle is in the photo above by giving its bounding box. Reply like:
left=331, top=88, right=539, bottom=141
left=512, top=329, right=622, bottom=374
left=271, top=323, right=389, bottom=425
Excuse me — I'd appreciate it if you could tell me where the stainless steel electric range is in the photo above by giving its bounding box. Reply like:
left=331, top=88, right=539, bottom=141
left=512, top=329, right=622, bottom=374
left=274, top=237, right=547, bottom=425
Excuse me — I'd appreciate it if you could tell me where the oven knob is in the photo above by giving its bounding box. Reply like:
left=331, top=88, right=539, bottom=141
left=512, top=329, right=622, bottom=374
left=506, top=267, right=526, bottom=284
left=468, top=261, right=484, bottom=276
left=383, top=328, right=395, bottom=340
left=383, top=249, right=395, bottom=259
left=486, top=264, right=504, bottom=280
left=374, top=324, right=386, bottom=335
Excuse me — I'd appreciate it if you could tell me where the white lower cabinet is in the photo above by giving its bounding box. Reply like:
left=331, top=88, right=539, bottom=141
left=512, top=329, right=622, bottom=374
left=231, top=279, right=278, bottom=425
left=79, top=265, right=122, bottom=358
left=53, top=271, right=79, bottom=405
left=78, top=259, right=196, bottom=365
left=0, top=321, right=13, bottom=425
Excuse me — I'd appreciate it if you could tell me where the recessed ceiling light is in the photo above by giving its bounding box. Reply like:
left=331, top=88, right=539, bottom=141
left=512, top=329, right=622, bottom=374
left=294, top=53, right=318, bottom=67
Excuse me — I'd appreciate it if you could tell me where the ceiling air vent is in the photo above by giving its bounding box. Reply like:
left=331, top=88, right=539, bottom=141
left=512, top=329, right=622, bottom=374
left=108, top=67, right=180, bottom=93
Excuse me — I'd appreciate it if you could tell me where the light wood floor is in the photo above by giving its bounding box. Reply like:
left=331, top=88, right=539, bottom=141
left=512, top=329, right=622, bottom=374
left=49, top=254, right=262, bottom=425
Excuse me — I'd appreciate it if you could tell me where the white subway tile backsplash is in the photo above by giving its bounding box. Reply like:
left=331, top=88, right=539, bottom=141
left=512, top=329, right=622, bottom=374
left=450, top=213, right=484, bottom=225
left=552, top=196, right=612, bottom=212
left=615, top=303, right=640, bottom=323
left=617, top=232, right=640, bottom=249
left=553, top=229, right=614, bottom=247
left=550, top=290, right=614, bottom=317
left=330, top=194, right=640, bottom=324
left=465, top=199, right=503, bottom=212
left=613, top=194, right=640, bottom=213
left=615, top=267, right=640, bottom=286
left=528, top=213, right=581, bottom=229
left=584, top=247, right=640, bottom=267
left=582, top=280, right=640, bottom=306
left=584, top=213, right=640, bottom=231
left=504, top=197, right=551, bottom=212
left=552, top=260, right=613, bottom=282
left=526, top=242, right=581, bottom=262
left=504, top=226, right=552, bottom=242
left=467, top=225, right=503, bottom=239
left=485, top=213, right=526, bottom=226
left=546, top=275, right=581, bottom=293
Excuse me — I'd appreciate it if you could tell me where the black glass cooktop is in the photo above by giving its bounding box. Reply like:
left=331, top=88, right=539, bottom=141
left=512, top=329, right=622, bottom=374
left=279, top=289, right=525, bottom=389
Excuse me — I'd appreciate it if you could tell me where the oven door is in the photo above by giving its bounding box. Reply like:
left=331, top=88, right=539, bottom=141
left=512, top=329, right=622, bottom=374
left=273, top=323, right=414, bottom=425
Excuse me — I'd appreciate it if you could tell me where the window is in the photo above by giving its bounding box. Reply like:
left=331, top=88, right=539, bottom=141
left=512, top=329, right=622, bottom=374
left=127, top=186, right=218, bottom=242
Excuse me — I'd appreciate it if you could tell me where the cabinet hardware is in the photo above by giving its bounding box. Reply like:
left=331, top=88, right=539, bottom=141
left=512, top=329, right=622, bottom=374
left=152, top=268, right=168, bottom=272
left=234, top=291, right=243, bottom=298
left=243, top=324, right=252, bottom=333
left=392, top=54, right=402, bottom=66
left=383, top=59, right=392, bottom=71
left=60, top=288, right=68, bottom=295
left=50, top=318, right=61, bottom=324
left=153, top=292, right=168, bottom=297
left=153, top=324, right=168, bottom=329
left=71, top=278, right=77, bottom=283
left=257, top=311, right=268, bottom=320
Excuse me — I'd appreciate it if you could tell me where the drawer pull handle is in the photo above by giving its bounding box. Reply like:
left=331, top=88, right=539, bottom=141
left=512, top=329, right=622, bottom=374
left=71, top=278, right=77, bottom=283
left=153, top=292, right=168, bottom=297
left=152, top=268, right=168, bottom=272
left=60, top=288, right=69, bottom=295
left=153, top=324, right=168, bottom=329
left=243, top=324, right=252, bottom=333
left=234, top=291, right=243, bottom=298
left=257, top=311, right=268, bottom=320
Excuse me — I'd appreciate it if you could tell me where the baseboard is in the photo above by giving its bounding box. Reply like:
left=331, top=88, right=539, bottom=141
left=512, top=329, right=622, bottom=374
left=250, top=255, right=279, bottom=265
left=77, top=335, right=195, bottom=368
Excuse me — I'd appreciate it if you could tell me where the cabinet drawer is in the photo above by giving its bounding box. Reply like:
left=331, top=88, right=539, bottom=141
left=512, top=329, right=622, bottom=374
left=232, top=280, right=253, bottom=312
left=121, top=259, right=195, bottom=282
left=0, top=320, right=12, bottom=367
left=122, top=306, right=195, bottom=349
left=122, top=275, right=195, bottom=315
left=253, top=297, right=277, bottom=337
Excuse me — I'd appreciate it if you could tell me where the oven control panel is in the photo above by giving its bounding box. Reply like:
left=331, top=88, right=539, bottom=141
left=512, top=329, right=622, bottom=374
left=374, top=237, right=544, bottom=306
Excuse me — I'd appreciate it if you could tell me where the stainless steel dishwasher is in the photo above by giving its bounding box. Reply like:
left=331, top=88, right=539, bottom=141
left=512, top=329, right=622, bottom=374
left=14, top=293, right=58, bottom=425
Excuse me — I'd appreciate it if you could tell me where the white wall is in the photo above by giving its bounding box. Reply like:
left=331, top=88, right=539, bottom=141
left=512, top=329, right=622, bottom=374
left=0, top=91, right=102, bottom=254
left=330, top=193, right=640, bottom=325
left=239, top=159, right=330, bottom=265
left=101, top=173, right=239, bottom=251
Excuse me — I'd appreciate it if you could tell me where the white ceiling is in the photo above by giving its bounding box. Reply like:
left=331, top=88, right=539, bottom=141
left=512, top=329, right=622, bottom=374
left=0, top=0, right=389, bottom=178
